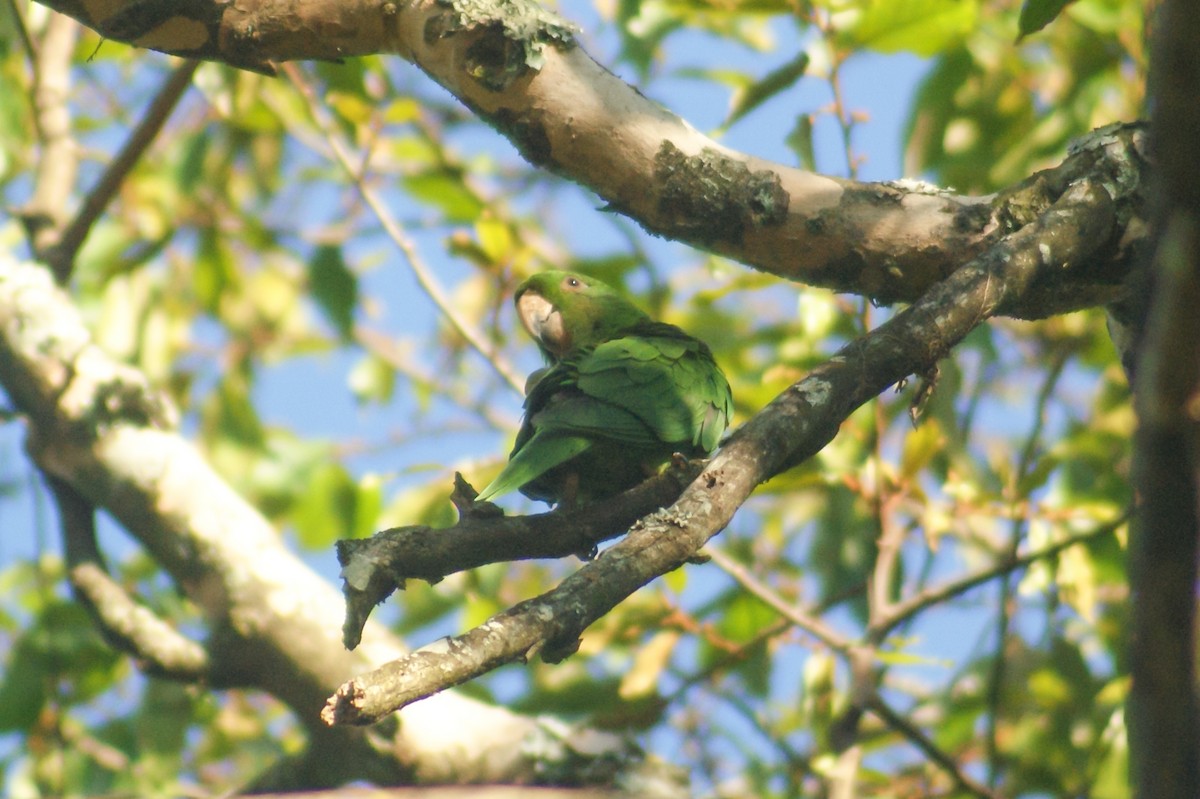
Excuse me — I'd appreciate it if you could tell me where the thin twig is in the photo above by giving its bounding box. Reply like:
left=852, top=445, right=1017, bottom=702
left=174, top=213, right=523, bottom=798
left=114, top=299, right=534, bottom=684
left=810, top=8, right=863, bottom=179
left=869, top=511, right=1128, bottom=641
left=281, top=62, right=525, bottom=395
left=986, top=348, right=1069, bottom=784
left=354, top=324, right=517, bottom=431
left=49, top=476, right=210, bottom=680
left=42, top=59, right=199, bottom=282
left=665, top=617, right=792, bottom=702
left=867, top=694, right=1000, bottom=799
left=704, top=546, right=854, bottom=653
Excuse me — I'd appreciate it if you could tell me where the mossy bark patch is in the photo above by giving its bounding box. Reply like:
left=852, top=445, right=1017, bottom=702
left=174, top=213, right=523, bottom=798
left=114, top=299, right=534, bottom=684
left=426, top=0, right=578, bottom=91
left=653, top=142, right=789, bottom=246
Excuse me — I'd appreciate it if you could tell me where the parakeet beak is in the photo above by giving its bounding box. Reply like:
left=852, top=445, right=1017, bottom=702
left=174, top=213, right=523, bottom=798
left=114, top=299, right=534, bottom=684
left=517, top=291, right=571, bottom=357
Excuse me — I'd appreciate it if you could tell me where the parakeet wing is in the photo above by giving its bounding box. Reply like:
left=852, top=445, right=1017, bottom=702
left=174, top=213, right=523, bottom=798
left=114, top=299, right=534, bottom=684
left=575, top=325, right=731, bottom=453
left=475, top=323, right=731, bottom=503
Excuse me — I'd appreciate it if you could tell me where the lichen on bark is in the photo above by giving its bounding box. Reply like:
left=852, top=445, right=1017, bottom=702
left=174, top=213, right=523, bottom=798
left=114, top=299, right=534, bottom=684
left=426, top=0, right=578, bottom=90
left=653, top=142, right=790, bottom=246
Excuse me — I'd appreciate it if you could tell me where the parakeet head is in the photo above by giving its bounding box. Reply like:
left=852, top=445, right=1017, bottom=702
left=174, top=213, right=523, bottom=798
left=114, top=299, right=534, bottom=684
left=514, top=271, right=649, bottom=360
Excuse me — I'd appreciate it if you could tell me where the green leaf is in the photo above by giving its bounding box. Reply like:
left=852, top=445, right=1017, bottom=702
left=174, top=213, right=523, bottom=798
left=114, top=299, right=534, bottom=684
left=403, top=170, right=484, bottom=223
left=0, top=602, right=121, bottom=732
left=176, top=133, right=210, bottom=194
left=210, top=370, right=264, bottom=447
left=307, top=244, right=358, bottom=340
left=1017, top=0, right=1076, bottom=40
left=619, top=631, right=680, bottom=699
left=292, top=461, right=360, bottom=547
left=194, top=230, right=238, bottom=313
left=724, top=52, right=809, bottom=128
left=716, top=591, right=776, bottom=696
left=0, top=633, right=48, bottom=731
left=900, top=417, right=945, bottom=479
left=475, top=217, right=514, bottom=263
left=786, top=113, right=817, bottom=170
left=348, top=352, right=396, bottom=404
left=836, top=0, right=977, bottom=58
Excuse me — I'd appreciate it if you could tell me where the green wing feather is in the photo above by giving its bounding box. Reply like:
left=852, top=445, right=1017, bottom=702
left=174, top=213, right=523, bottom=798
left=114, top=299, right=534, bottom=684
left=474, top=432, right=592, bottom=502
left=477, top=321, right=732, bottom=504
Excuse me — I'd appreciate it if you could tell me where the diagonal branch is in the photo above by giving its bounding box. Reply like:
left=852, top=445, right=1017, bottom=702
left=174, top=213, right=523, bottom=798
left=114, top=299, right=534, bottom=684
left=866, top=694, right=1000, bottom=799
left=337, top=467, right=701, bottom=649
left=323, top=176, right=1118, bottom=726
left=31, top=0, right=1148, bottom=315
left=282, top=62, right=525, bottom=394
left=703, top=546, right=852, bottom=653
left=50, top=475, right=211, bottom=680
left=868, top=512, right=1129, bottom=642
left=40, top=59, right=199, bottom=282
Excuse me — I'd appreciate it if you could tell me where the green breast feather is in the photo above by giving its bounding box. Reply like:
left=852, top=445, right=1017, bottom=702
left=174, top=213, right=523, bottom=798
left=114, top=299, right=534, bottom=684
left=476, top=272, right=732, bottom=507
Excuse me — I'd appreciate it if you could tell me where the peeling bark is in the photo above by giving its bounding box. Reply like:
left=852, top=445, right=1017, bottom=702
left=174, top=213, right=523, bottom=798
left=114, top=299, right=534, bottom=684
left=35, top=0, right=1148, bottom=313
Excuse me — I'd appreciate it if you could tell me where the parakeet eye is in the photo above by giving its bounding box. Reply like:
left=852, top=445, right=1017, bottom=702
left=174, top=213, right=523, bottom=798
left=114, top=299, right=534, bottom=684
left=564, top=276, right=583, bottom=290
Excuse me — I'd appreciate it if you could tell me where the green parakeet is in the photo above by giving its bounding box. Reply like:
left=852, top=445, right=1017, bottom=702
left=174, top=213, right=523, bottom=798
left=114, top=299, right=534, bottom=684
left=475, top=271, right=733, bottom=507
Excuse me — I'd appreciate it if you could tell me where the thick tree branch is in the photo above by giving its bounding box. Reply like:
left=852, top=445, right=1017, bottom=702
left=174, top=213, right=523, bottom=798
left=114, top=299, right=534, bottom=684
left=1130, top=0, right=1200, bottom=789
left=324, top=175, right=1118, bottom=726
left=33, top=0, right=1146, bottom=314
left=337, top=466, right=701, bottom=649
left=0, top=253, right=656, bottom=789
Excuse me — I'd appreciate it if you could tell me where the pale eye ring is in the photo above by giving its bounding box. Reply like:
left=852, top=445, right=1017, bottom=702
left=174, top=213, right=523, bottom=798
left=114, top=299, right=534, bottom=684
left=566, top=277, right=581, bottom=288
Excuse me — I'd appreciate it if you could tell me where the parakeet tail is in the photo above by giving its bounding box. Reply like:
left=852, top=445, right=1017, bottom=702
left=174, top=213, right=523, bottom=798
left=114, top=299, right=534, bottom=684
left=474, top=434, right=593, bottom=502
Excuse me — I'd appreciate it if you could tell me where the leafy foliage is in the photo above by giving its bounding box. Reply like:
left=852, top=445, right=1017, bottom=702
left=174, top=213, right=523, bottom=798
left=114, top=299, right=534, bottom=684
left=0, top=0, right=1145, bottom=795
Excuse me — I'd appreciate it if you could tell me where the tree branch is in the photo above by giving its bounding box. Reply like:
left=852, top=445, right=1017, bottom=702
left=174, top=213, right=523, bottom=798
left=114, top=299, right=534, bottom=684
left=337, top=466, right=701, bottom=649
left=21, top=12, right=78, bottom=258
left=32, top=0, right=1147, bottom=314
left=50, top=475, right=212, bottom=680
left=323, top=175, right=1118, bottom=726
left=868, top=513, right=1128, bottom=642
left=866, top=695, right=1000, bottom=799
left=703, top=546, right=852, bottom=653
left=1130, top=0, right=1200, bottom=789
left=0, top=253, right=652, bottom=788
left=40, top=59, right=199, bottom=281
left=282, top=61, right=525, bottom=394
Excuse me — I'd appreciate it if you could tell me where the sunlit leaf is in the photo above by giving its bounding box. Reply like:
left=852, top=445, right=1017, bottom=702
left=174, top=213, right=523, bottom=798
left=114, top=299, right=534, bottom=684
left=1017, top=0, right=1076, bottom=40
left=619, top=630, right=680, bottom=699
left=348, top=352, right=397, bottom=404
left=834, top=0, right=977, bottom=57
left=403, top=170, right=485, bottom=222
left=786, top=113, right=817, bottom=170
left=900, top=417, right=945, bottom=480
left=292, top=461, right=361, bottom=547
